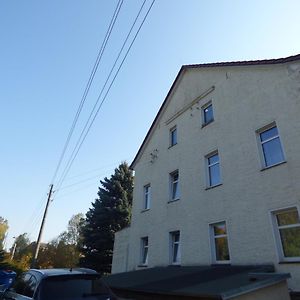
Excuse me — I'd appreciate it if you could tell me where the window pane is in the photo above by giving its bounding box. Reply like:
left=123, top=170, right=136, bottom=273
left=41, top=278, right=111, bottom=300
left=204, top=104, right=214, bottom=124
left=143, top=247, right=148, bottom=264
left=173, top=232, right=180, bottom=242
left=208, top=154, right=219, bottom=165
left=262, top=137, right=284, bottom=166
left=172, top=182, right=179, bottom=199
left=144, top=186, right=150, bottom=209
left=141, top=238, right=148, bottom=264
left=143, top=237, right=148, bottom=247
left=279, top=227, right=300, bottom=257
left=260, top=126, right=278, bottom=142
left=173, top=172, right=178, bottom=181
left=209, top=164, right=220, bottom=186
left=215, top=237, right=230, bottom=261
left=277, top=210, right=300, bottom=226
left=173, top=243, right=178, bottom=262
left=213, top=223, right=227, bottom=236
left=171, top=128, right=177, bottom=145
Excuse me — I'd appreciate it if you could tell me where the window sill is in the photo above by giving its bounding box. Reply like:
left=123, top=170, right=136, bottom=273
left=211, top=262, right=231, bottom=266
left=141, top=208, right=150, bottom=213
left=138, top=264, right=148, bottom=268
left=168, top=143, right=177, bottom=149
left=168, top=198, right=180, bottom=204
left=201, top=119, right=214, bottom=128
left=260, top=161, right=286, bottom=171
left=169, top=263, right=181, bottom=266
left=205, top=183, right=222, bottom=190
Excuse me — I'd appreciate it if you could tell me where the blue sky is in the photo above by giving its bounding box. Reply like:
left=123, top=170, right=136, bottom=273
left=1, top=0, right=300, bottom=249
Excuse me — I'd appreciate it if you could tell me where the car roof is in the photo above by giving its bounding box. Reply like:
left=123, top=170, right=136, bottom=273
left=29, top=268, right=98, bottom=278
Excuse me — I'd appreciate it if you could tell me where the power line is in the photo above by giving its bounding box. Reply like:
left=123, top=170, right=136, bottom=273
left=55, top=0, right=148, bottom=191
left=54, top=1, right=155, bottom=196
left=58, top=169, right=114, bottom=191
left=62, top=159, right=127, bottom=181
left=20, top=187, right=50, bottom=235
left=50, top=0, right=124, bottom=184
left=54, top=182, right=102, bottom=200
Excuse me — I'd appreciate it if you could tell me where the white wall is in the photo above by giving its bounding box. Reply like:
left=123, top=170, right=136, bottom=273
left=112, top=61, right=300, bottom=291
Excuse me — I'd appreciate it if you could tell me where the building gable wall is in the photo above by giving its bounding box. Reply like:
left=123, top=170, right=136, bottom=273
left=112, top=60, right=300, bottom=290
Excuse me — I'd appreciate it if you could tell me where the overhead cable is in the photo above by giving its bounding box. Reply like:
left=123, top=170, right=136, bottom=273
left=54, top=0, right=155, bottom=196
left=50, top=0, right=124, bottom=184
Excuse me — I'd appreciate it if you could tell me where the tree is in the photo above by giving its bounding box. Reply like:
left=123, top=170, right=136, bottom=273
left=12, top=233, right=31, bottom=260
left=59, top=213, right=84, bottom=245
left=0, top=249, right=10, bottom=268
left=35, top=214, right=84, bottom=269
left=81, top=162, right=133, bottom=273
left=0, top=217, right=9, bottom=250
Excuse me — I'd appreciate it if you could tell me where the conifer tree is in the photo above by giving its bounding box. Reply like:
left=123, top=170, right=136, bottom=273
left=80, top=162, right=133, bottom=273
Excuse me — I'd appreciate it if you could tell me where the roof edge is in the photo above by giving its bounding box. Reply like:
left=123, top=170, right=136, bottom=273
left=130, top=53, right=300, bottom=169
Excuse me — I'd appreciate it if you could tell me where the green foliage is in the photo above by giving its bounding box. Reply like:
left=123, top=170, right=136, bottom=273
left=0, top=217, right=9, bottom=250
left=11, top=233, right=31, bottom=261
left=80, top=162, right=133, bottom=273
left=35, top=214, right=84, bottom=269
left=0, top=249, right=9, bottom=268
left=58, top=213, right=85, bottom=245
left=0, top=249, right=27, bottom=276
left=36, top=239, right=81, bottom=269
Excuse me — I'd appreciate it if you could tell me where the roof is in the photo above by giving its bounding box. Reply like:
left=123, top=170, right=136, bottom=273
left=30, top=268, right=98, bottom=278
left=104, top=265, right=290, bottom=300
left=130, top=53, right=300, bottom=169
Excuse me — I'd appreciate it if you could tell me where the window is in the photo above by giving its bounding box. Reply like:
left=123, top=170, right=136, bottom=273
left=140, top=237, right=149, bottom=265
left=210, top=221, right=230, bottom=263
left=258, top=124, right=285, bottom=168
left=170, top=170, right=180, bottom=201
left=272, top=207, right=300, bottom=261
left=14, top=273, right=37, bottom=298
left=170, top=231, right=181, bottom=264
left=202, top=102, right=214, bottom=125
left=170, top=126, right=177, bottom=147
left=206, top=152, right=221, bottom=187
left=143, top=184, right=151, bottom=210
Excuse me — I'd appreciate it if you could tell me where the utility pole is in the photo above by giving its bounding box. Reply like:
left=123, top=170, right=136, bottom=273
left=10, top=237, right=16, bottom=260
left=31, top=184, right=54, bottom=268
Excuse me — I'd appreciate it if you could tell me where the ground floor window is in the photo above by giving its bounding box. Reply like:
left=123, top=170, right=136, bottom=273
left=140, top=237, right=149, bottom=265
left=170, top=231, right=180, bottom=264
left=210, top=221, right=230, bottom=263
left=272, top=207, right=300, bottom=261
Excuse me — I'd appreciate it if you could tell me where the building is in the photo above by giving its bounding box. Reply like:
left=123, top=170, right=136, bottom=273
left=108, top=54, right=300, bottom=299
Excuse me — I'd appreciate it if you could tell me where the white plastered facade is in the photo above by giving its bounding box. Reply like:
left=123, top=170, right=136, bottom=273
left=112, top=59, right=300, bottom=291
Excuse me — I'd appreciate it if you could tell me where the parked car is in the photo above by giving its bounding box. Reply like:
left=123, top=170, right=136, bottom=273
left=0, top=270, right=16, bottom=293
left=0, top=268, right=117, bottom=300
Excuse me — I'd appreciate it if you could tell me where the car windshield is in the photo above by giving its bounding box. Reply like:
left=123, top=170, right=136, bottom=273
left=39, top=276, right=113, bottom=300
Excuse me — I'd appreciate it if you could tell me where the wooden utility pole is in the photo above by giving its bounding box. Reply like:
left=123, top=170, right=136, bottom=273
left=31, top=184, right=54, bottom=268
left=10, top=237, right=16, bottom=260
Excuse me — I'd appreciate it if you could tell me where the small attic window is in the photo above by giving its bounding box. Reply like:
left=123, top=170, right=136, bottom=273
left=170, top=126, right=177, bottom=147
left=202, top=101, right=214, bottom=126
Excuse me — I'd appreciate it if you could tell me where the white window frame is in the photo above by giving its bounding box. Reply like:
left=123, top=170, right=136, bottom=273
left=170, top=126, right=177, bottom=147
left=140, top=237, right=149, bottom=266
left=143, top=184, right=151, bottom=210
left=209, top=221, right=231, bottom=264
left=206, top=151, right=221, bottom=188
left=202, top=101, right=214, bottom=126
left=256, top=122, right=285, bottom=168
left=169, top=231, right=181, bottom=265
left=270, top=206, right=300, bottom=262
left=169, top=170, right=180, bottom=201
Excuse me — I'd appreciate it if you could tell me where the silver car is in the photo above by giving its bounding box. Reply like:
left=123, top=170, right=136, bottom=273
left=1, top=268, right=117, bottom=300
